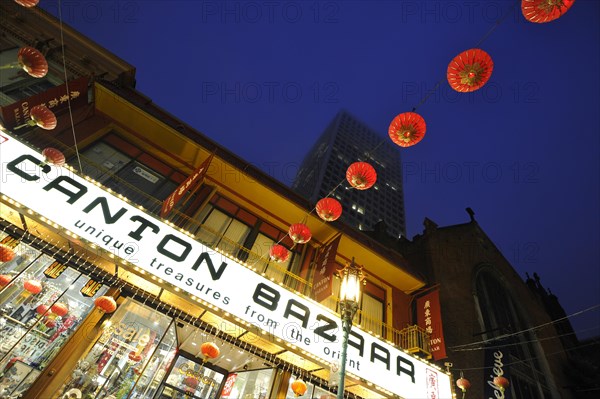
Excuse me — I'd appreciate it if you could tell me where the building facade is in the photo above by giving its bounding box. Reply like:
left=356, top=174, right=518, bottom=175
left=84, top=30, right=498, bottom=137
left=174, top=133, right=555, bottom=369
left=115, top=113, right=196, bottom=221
left=0, top=3, right=449, bottom=399
left=395, top=211, right=584, bottom=399
left=292, top=110, right=407, bottom=238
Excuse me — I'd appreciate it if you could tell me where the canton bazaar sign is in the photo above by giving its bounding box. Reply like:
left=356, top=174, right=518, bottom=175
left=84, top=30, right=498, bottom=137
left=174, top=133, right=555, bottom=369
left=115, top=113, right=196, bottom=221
left=0, top=133, right=452, bottom=399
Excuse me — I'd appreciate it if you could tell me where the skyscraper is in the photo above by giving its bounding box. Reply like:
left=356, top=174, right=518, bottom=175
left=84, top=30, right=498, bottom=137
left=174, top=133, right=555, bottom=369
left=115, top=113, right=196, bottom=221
left=293, top=110, right=406, bottom=237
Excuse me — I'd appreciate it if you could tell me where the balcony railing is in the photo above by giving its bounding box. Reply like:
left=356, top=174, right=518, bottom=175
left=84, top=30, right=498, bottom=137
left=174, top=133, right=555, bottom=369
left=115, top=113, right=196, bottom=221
left=21, top=132, right=433, bottom=357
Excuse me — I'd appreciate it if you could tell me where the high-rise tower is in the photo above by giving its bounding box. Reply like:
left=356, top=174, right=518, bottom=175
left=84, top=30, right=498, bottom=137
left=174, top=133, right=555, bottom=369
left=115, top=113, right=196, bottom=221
left=293, top=110, right=406, bottom=237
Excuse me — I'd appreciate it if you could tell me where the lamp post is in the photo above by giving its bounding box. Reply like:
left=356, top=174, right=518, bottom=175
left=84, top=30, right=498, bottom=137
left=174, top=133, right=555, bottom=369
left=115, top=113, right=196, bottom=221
left=336, top=258, right=364, bottom=399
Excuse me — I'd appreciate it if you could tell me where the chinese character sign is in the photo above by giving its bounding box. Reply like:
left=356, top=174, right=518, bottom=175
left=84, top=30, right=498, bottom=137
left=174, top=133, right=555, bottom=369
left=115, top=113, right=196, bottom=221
left=312, top=233, right=341, bottom=303
left=0, top=76, right=89, bottom=128
left=416, top=289, right=447, bottom=360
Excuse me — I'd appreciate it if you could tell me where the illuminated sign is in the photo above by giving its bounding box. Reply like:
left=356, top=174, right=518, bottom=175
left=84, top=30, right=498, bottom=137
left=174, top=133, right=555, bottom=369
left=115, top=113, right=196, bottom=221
left=0, top=133, right=452, bottom=398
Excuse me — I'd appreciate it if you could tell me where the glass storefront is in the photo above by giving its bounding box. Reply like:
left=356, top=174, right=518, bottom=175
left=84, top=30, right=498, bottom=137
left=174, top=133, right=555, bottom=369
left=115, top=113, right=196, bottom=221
left=0, top=232, right=336, bottom=399
left=0, top=234, right=108, bottom=398
left=56, top=298, right=177, bottom=399
left=220, top=369, right=275, bottom=399
left=155, top=355, right=225, bottom=399
left=284, top=375, right=335, bottom=399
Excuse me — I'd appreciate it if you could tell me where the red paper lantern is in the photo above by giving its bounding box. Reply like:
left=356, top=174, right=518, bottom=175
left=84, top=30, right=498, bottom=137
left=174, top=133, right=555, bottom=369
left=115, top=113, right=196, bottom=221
left=447, top=48, right=494, bottom=92
left=493, top=376, right=510, bottom=391
left=346, top=162, right=377, bottom=190
left=288, top=223, right=312, bottom=244
left=17, top=47, right=48, bottom=78
left=23, top=279, right=42, bottom=295
left=522, top=0, right=575, bottom=23
left=291, top=379, right=308, bottom=397
left=94, top=296, right=117, bottom=314
left=29, top=105, right=57, bottom=130
left=200, top=342, right=220, bottom=360
left=315, top=198, right=342, bottom=222
left=14, top=0, right=40, bottom=7
left=0, top=274, right=12, bottom=287
left=388, top=112, right=427, bottom=148
left=456, top=377, right=471, bottom=392
left=0, top=245, right=16, bottom=262
left=42, top=147, right=66, bottom=166
left=36, top=304, right=49, bottom=315
left=183, top=376, right=199, bottom=389
left=44, top=317, right=57, bottom=328
left=269, top=244, right=290, bottom=263
left=128, top=351, right=143, bottom=362
left=51, top=302, right=69, bottom=317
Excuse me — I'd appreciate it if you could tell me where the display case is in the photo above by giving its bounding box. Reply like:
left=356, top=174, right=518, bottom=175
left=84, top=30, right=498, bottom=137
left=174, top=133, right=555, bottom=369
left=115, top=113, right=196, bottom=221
left=154, top=355, right=225, bottom=399
left=56, top=298, right=177, bottom=399
left=220, top=368, right=275, bottom=399
left=0, top=237, right=108, bottom=397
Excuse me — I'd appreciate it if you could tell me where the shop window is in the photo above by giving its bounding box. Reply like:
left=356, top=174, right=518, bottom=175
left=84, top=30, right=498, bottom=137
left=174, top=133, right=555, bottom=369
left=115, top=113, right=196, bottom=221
left=195, top=207, right=251, bottom=258
left=56, top=298, right=177, bottom=399
left=156, top=355, right=225, bottom=399
left=284, top=375, right=334, bottom=399
left=220, top=368, right=275, bottom=399
left=0, top=239, right=108, bottom=397
left=76, top=136, right=194, bottom=216
left=246, top=233, right=301, bottom=290
left=360, top=292, right=384, bottom=335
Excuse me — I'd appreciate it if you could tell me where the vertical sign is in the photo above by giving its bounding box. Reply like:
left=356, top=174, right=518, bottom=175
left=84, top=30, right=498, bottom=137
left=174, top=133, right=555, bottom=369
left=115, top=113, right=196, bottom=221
left=312, top=234, right=342, bottom=303
left=220, top=373, right=238, bottom=397
left=484, top=339, right=511, bottom=398
left=43, top=261, right=67, bottom=279
left=160, top=152, right=214, bottom=218
left=0, top=76, right=89, bottom=128
left=80, top=278, right=103, bottom=297
left=426, top=368, right=439, bottom=399
left=417, top=289, right=447, bottom=360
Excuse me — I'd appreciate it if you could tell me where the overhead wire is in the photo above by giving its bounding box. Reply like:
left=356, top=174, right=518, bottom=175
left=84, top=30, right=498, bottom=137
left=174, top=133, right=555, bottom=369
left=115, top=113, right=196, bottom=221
left=452, top=325, right=600, bottom=352
left=454, top=339, right=600, bottom=372
left=247, top=0, right=523, bottom=272
left=57, top=0, right=83, bottom=173
left=448, top=304, right=600, bottom=351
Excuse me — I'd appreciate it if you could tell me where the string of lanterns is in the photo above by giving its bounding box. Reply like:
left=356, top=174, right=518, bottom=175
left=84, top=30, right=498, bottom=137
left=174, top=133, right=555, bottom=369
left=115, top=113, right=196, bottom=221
left=274, top=0, right=577, bottom=395
left=7, top=0, right=577, bottom=397
left=273, top=1, right=577, bottom=264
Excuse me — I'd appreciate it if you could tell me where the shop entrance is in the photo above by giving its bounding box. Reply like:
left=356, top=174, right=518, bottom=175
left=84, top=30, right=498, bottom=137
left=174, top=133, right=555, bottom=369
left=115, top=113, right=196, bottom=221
left=155, top=323, right=276, bottom=399
left=55, top=299, right=278, bottom=399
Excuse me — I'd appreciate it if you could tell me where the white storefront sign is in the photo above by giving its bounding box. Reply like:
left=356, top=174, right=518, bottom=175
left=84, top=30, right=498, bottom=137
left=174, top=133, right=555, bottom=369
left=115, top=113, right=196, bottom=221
left=0, top=133, right=452, bottom=398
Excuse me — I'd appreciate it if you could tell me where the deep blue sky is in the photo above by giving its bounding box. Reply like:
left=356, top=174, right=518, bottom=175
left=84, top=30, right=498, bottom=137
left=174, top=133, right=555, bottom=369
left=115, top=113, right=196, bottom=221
left=39, top=1, right=599, bottom=340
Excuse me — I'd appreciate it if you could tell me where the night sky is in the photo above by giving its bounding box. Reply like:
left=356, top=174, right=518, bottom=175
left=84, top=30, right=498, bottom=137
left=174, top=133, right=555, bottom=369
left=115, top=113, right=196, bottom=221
left=38, top=1, right=599, bottom=340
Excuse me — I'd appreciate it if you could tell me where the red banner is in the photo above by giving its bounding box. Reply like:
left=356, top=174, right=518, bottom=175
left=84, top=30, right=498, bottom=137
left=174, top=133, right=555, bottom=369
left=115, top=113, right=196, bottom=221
left=416, top=289, right=447, bottom=360
left=160, top=152, right=214, bottom=218
left=312, top=233, right=341, bottom=303
left=0, top=76, right=89, bottom=129
left=220, top=373, right=238, bottom=397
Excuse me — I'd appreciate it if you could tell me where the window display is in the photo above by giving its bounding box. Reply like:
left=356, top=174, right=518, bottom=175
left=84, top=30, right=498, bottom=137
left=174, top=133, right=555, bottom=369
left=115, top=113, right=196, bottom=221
left=155, top=355, right=225, bottom=399
left=0, top=238, right=108, bottom=398
left=284, top=375, right=335, bottom=399
left=56, top=298, right=177, bottom=399
left=220, top=368, right=275, bottom=399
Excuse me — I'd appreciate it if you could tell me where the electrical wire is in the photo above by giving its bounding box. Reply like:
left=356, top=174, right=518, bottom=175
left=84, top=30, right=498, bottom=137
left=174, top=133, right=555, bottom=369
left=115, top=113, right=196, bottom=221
left=248, top=0, right=523, bottom=270
left=454, top=339, right=600, bottom=372
left=452, top=325, right=600, bottom=352
left=57, top=0, right=83, bottom=173
left=448, top=304, right=600, bottom=350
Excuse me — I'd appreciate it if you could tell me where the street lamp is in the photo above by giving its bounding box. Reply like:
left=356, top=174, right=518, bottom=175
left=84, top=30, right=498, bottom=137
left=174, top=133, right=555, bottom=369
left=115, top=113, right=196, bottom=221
left=337, top=258, right=364, bottom=399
